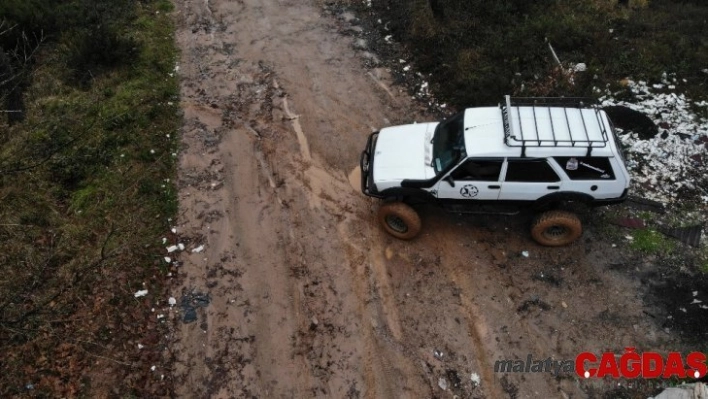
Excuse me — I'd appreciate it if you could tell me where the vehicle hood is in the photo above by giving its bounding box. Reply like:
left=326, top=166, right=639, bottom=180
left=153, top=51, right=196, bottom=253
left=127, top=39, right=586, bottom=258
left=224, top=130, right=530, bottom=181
left=373, top=122, right=437, bottom=189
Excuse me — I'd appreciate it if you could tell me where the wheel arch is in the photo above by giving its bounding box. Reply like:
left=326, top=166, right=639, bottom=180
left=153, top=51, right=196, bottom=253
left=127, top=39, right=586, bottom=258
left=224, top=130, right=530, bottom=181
left=532, top=191, right=594, bottom=212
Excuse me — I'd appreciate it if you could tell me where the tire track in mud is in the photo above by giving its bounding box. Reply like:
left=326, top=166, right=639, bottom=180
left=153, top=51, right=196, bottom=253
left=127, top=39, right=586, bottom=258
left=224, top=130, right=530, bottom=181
left=172, top=0, right=428, bottom=397
left=172, top=0, right=557, bottom=397
left=172, top=1, right=702, bottom=398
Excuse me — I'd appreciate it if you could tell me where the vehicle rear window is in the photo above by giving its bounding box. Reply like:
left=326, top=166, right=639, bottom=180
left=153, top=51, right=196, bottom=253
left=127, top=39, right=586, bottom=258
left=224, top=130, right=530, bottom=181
left=554, top=157, right=615, bottom=180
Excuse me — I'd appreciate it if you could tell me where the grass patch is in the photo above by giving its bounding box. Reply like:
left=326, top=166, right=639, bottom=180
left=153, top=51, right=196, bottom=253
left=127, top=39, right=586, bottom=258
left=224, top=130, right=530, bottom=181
left=629, top=229, right=675, bottom=254
left=0, top=0, right=178, bottom=397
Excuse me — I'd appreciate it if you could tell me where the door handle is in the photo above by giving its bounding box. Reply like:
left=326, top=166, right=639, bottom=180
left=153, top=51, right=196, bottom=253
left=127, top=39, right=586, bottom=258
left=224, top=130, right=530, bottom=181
left=547, top=185, right=560, bottom=190
left=488, top=185, right=500, bottom=189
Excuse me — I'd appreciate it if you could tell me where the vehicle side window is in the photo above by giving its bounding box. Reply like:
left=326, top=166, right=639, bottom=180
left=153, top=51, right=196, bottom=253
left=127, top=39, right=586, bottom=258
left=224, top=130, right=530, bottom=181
left=450, top=159, right=503, bottom=181
left=553, top=157, right=616, bottom=180
left=505, top=159, right=560, bottom=182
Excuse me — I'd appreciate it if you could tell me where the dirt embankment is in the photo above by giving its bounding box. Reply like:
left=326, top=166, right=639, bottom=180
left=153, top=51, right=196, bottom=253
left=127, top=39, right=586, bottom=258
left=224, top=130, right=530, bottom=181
left=170, top=1, right=701, bottom=398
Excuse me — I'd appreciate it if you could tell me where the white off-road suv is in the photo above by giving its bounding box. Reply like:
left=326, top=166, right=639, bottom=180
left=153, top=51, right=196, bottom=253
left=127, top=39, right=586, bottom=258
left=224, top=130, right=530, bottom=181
left=360, top=96, right=630, bottom=246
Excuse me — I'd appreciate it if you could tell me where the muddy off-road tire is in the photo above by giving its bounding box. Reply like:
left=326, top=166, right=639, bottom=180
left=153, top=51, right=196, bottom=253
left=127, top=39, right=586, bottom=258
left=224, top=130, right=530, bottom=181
left=531, top=210, right=582, bottom=246
left=378, top=202, right=421, bottom=240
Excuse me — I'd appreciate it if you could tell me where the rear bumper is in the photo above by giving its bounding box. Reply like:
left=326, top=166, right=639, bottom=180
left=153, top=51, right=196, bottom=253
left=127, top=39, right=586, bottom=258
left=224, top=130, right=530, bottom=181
left=360, top=132, right=384, bottom=198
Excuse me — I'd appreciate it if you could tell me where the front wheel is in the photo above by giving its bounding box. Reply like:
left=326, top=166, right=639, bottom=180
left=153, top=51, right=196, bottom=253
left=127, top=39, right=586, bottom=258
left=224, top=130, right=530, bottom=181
left=377, top=202, right=421, bottom=240
left=530, top=210, right=582, bottom=246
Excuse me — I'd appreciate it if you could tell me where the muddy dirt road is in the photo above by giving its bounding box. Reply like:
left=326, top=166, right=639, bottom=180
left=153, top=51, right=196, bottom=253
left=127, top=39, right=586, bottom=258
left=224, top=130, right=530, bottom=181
left=170, top=1, right=691, bottom=398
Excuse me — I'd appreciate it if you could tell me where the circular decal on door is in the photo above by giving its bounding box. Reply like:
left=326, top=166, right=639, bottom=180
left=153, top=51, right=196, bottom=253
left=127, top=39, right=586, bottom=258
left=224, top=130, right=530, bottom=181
left=460, top=184, right=479, bottom=198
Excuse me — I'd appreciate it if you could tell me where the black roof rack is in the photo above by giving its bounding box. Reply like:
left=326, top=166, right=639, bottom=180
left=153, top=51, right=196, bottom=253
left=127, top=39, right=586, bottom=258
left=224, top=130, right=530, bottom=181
left=500, top=95, right=610, bottom=157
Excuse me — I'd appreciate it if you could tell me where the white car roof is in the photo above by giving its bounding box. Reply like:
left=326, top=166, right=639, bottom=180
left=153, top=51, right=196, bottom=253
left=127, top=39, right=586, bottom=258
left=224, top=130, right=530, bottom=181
left=463, top=100, right=617, bottom=158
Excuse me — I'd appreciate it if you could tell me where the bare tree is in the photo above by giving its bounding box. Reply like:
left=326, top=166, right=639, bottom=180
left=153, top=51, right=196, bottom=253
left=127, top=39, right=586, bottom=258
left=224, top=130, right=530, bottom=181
left=429, top=0, right=445, bottom=20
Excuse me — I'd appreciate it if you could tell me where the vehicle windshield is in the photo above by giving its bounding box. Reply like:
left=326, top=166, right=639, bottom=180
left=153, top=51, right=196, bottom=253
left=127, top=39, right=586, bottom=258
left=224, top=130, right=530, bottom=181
left=432, top=112, right=466, bottom=174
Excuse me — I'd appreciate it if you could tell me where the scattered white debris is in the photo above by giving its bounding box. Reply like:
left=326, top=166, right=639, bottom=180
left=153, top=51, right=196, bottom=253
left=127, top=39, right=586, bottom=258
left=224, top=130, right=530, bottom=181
left=166, top=245, right=179, bottom=253
left=157, top=314, right=165, bottom=319
left=138, top=343, right=144, bottom=349
left=471, top=373, right=481, bottom=387
left=434, top=349, right=444, bottom=360
left=600, top=77, right=708, bottom=204
left=403, top=65, right=411, bottom=72
left=521, top=251, right=529, bottom=257
left=161, top=237, right=167, bottom=244
left=151, top=365, right=156, bottom=371
left=168, top=297, right=177, bottom=306
left=134, top=290, right=148, bottom=298
left=438, top=377, right=448, bottom=391
left=625, top=235, right=634, bottom=241
left=192, top=245, right=205, bottom=253
left=150, top=149, right=155, bottom=154
left=178, top=243, right=185, bottom=251
left=384, top=35, right=393, bottom=43
left=690, top=299, right=703, bottom=304
left=573, top=63, right=587, bottom=72
left=693, top=291, right=698, bottom=296
left=679, top=307, right=687, bottom=313
left=417, top=81, right=429, bottom=97
left=171, top=227, right=177, bottom=234
left=164, top=256, right=171, bottom=263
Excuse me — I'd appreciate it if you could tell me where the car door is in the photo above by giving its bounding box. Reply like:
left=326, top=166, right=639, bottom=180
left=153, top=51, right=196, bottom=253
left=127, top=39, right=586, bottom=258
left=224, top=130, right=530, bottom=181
left=434, top=158, right=504, bottom=200
left=498, top=158, right=563, bottom=201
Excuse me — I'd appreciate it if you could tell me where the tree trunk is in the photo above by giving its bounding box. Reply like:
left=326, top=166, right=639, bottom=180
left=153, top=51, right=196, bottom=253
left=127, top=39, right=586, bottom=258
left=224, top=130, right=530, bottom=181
left=429, top=0, right=445, bottom=20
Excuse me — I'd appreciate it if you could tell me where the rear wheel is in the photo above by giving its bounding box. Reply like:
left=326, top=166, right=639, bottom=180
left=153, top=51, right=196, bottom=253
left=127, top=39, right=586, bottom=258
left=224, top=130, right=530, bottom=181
left=531, top=210, right=582, bottom=246
left=377, top=202, right=421, bottom=240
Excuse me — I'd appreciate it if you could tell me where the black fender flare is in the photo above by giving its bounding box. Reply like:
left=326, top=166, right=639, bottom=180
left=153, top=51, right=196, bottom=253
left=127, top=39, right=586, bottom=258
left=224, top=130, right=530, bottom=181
left=378, top=187, right=436, bottom=204
left=532, top=192, right=594, bottom=212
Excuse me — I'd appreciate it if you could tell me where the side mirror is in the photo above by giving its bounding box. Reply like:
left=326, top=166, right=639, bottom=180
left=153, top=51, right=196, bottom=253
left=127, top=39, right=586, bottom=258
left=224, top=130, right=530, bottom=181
left=445, top=175, right=455, bottom=187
